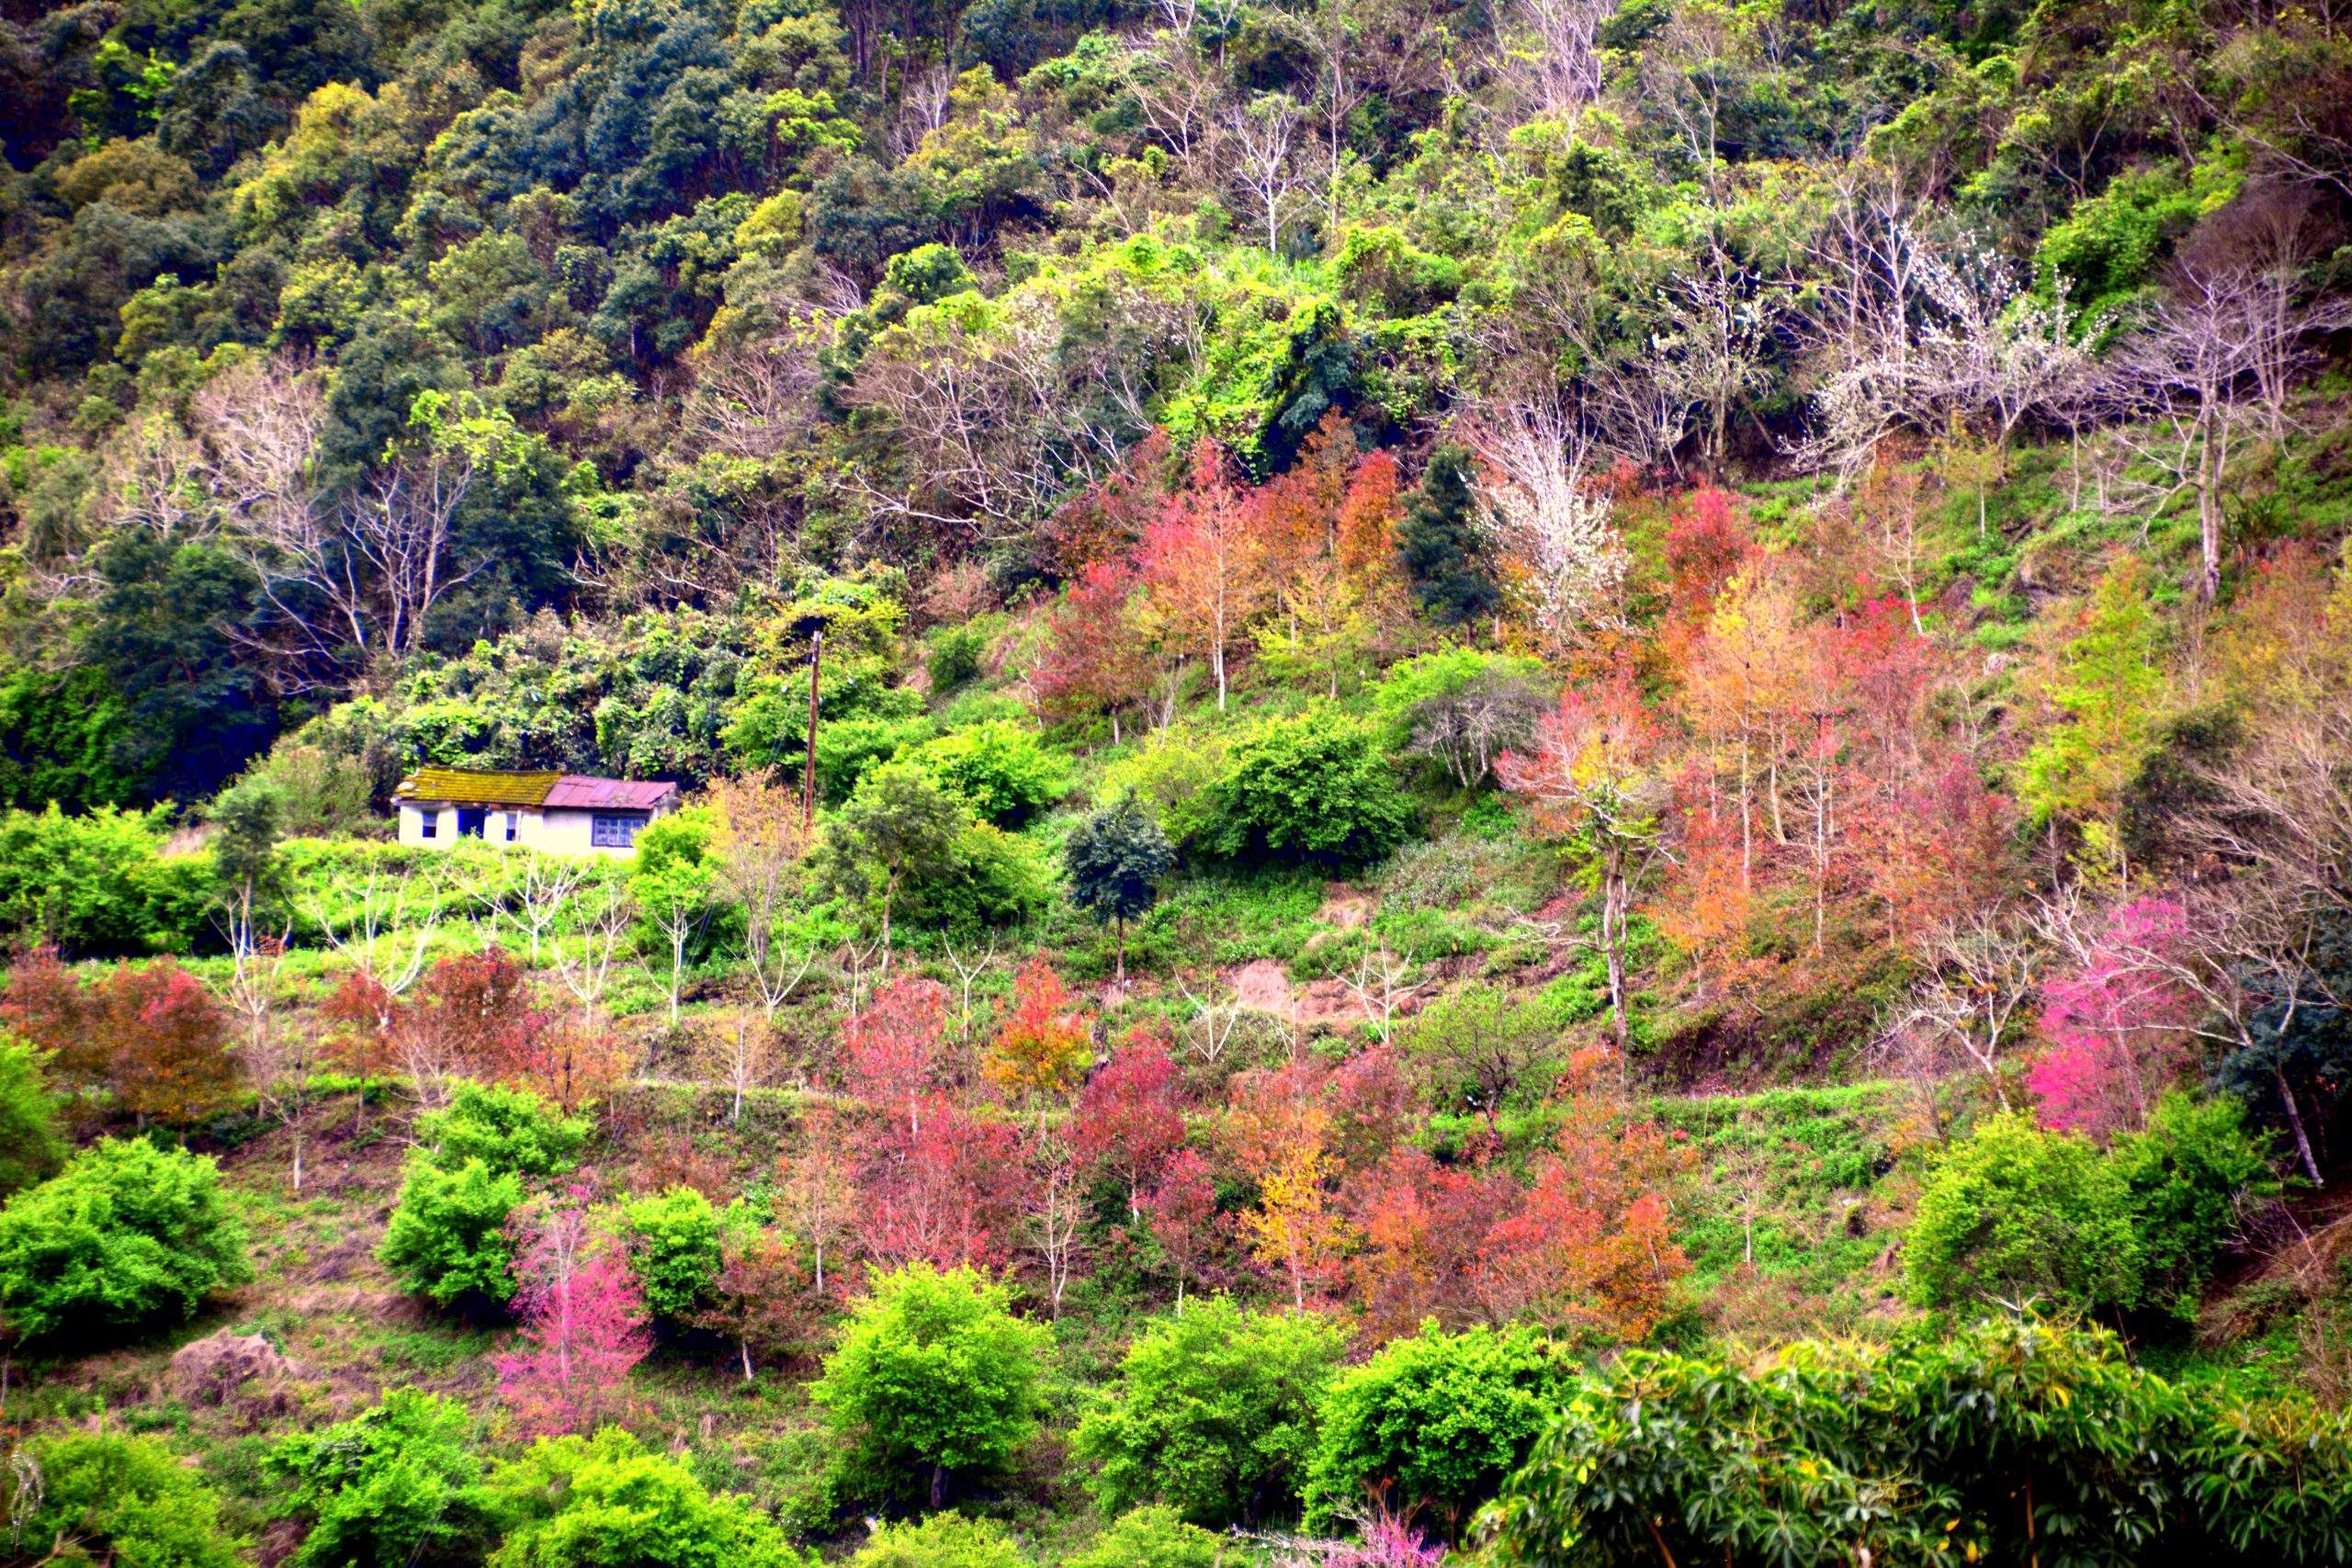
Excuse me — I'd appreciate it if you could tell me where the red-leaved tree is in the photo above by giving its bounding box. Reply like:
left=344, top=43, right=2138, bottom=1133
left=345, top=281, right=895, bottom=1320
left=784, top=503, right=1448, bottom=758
left=2029, top=896, right=2198, bottom=1141
left=857, top=1093, right=1025, bottom=1269
left=1141, top=1146, right=1220, bottom=1310
left=843, top=976, right=949, bottom=1135
left=496, top=1195, right=650, bottom=1436
left=1071, top=1029, right=1187, bottom=1216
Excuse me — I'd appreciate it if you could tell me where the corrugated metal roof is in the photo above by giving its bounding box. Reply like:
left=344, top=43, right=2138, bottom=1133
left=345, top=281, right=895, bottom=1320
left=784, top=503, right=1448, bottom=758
left=543, top=775, right=680, bottom=810
left=396, top=768, right=560, bottom=807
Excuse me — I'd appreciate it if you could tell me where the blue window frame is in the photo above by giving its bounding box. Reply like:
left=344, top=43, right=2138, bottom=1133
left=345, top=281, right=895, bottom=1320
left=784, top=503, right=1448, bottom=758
left=591, top=812, right=645, bottom=848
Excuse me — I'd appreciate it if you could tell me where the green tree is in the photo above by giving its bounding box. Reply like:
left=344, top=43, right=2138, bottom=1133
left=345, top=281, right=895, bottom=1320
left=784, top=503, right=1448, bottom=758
left=2116, top=1091, right=2276, bottom=1320
left=1064, top=1507, right=1226, bottom=1568
left=1063, top=796, right=1174, bottom=980
left=378, top=1156, right=526, bottom=1309
left=416, top=1082, right=592, bottom=1179
left=845, top=1512, right=1028, bottom=1568
left=907, top=722, right=1065, bottom=827
left=271, top=1389, right=496, bottom=1568
left=1903, top=1112, right=2143, bottom=1314
left=1070, top=1297, right=1347, bottom=1529
left=0, top=1137, right=252, bottom=1345
left=820, top=761, right=971, bottom=953
left=1201, top=710, right=1415, bottom=869
left=3, top=1431, right=245, bottom=1568
left=484, top=1430, right=811, bottom=1568
left=2020, top=558, right=2168, bottom=878
left=1304, top=1322, right=1562, bottom=1538
left=812, top=1263, right=1048, bottom=1508
left=0, top=1038, right=65, bottom=1197
left=1396, top=446, right=1498, bottom=627
left=617, top=1185, right=724, bottom=1326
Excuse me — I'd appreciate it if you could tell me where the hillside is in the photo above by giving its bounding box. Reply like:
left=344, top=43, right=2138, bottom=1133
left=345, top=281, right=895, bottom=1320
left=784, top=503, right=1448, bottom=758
left=2, top=0, right=2352, bottom=1559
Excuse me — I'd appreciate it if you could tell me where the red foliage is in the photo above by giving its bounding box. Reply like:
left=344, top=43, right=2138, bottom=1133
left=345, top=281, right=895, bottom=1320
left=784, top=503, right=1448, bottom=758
left=1856, top=754, right=2015, bottom=944
left=1033, top=558, right=1152, bottom=731
left=91, top=959, right=237, bottom=1122
left=1071, top=1029, right=1187, bottom=1214
left=1140, top=1146, right=1222, bottom=1306
left=1335, top=449, right=1405, bottom=589
left=842, top=976, right=949, bottom=1134
left=0, top=944, right=96, bottom=1084
left=1471, top=1051, right=1694, bottom=1341
left=318, top=969, right=401, bottom=1077
left=1663, top=485, right=1758, bottom=611
left=1342, top=1145, right=1513, bottom=1343
left=1037, top=429, right=1168, bottom=574
left=1324, top=1046, right=1417, bottom=1170
left=1139, top=439, right=1270, bottom=709
left=856, top=1093, right=1025, bottom=1270
left=402, top=948, right=548, bottom=1085
left=496, top=1197, right=650, bottom=1436
left=2029, top=897, right=2198, bottom=1141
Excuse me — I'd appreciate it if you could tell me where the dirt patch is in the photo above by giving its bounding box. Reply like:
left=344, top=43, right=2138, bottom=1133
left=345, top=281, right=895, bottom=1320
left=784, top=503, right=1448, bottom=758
left=1228, top=959, right=1293, bottom=1014
left=1316, top=882, right=1376, bottom=930
left=167, top=1330, right=291, bottom=1408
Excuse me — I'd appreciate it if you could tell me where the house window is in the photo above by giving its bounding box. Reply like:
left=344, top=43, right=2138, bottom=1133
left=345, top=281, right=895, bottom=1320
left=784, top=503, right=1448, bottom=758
left=419, top=808, right=436, bottom=840
left=591, top=812, right=645, bottom=848
left=503, top=814, right=519, bottom=842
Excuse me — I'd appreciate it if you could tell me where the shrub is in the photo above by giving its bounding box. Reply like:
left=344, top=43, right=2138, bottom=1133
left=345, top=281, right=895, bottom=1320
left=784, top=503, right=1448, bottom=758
left=927, top=621, right=992, bottom=694
left=89, top=956, right=242, bottom=1122
left=1071, top=1297, right=1348, bottom=1529
left=1487, top=1315, right=2352, bottom=1567
left=2116, top=1091, right=2275, bottom=1318
left=378, top=1156, right=526, bottom=1308
left=1903, top=1112, right=2142, bottom=1314
left=1065, top=1506, right=1227, bottom=1568
left=616, top=1185, right=723, bottom=1325
left=906, top=722, right=1065, bottom=826
left=0, top=1037, right=64, bottom=1196
left=271, top=1389, right=494, bottom=1568
left=847, top=1512, right=1028, bottom=1568
left=2, top=1431, right=244, bottom=1568
left=0, top=804, right=207, bottom=955
left=415, top=1081, right=592, bottom=1179
left=1098, top=725, right=1232, bottom=852
left=0, top=1137, right=251, bottom=1344
left=812, top=1263, right=1048, bottom=1507
left=1305, top=1323, right=1561, bottom=1537
left=1200, top=711, right=1415, bottom=869
left=484, top=1429, right=811, bottom=1568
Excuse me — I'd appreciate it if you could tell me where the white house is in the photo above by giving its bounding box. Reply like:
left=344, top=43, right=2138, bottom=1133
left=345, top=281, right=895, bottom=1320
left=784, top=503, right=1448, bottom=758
left=394, top=768, right=682, bottom=856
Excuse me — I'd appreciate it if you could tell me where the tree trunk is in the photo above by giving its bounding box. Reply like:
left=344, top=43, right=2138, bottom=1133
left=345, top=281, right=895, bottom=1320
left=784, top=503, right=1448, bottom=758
left=2277, top=1066, right=2324, bottom=1188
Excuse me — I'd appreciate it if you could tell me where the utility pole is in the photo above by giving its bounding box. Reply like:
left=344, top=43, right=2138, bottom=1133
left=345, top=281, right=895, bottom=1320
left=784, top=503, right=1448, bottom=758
left=801, top=629, right=823, bottom=833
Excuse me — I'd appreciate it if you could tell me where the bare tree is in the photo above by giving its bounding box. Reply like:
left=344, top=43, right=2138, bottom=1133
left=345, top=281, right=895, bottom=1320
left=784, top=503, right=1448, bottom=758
left=1496, top=0, right=1608, bottom=130
left=696, top=1009, right=777, bottom=1124
left=1892, top=914, right=2041, bottom=1108
left=307, top=866, right=443, bottom=1041
left=1654, top=232, right=1785, bottom=470
left=223, top=897, right=317, bottom=1191
left=1224, top=94, right=1308, bottom=256
left=708, top=773, right=815, bottom=1020
left=490, top=853, right=588, bottom=966
left=1471, top=395, right=1629, bottom=649
left=342, top=447, right=481, bottom=660
left=1024, top=1141, right=1088, bottom=1320
left=1343, top=944, right=1422, bottom=1042
left=2099, top=256, right=2352, bottom=602
left=548, top=879, right=637, bottom=1041
left=1175, top=977, right=1245, bottom=1066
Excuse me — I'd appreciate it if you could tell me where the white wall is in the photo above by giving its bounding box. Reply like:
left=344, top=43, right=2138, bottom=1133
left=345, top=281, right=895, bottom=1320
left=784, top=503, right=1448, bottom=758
left=399, top=801, right=669, bottom=856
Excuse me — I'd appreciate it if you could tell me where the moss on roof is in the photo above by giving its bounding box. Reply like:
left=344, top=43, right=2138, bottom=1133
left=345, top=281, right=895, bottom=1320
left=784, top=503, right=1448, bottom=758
left=394, top=768, right=560, bottom=807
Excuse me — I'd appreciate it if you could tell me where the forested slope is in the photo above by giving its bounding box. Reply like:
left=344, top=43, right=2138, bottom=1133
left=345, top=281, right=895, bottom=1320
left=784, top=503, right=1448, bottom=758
left=2, top=0, right=2352, bottom=1560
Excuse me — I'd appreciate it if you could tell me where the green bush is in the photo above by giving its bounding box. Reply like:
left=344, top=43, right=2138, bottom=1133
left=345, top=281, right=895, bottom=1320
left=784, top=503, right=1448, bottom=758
left=617, top=1185, right=724, bottom=1325
left=1305, top=1322, right=1562, bottom=1537
left=1098, top=725, right=1233, bottom=852
left=847, top=1512, right=1028, bottom=1568
left=0, top=1037, right=64, bottom=1196
left=0, top=804, right=209, bottom=954
left=485, top=1429, right=811, bottom=1568
left=2116, top=1092, right=2275, bottom=1319
left=271, top=1389, right=494, bottom=1568
left=813, top=1263, right=1048, bottom=1507
left=927, top=622, right=992, bottom=694
left=3, top=1431, right=245, bottom=1568
left=1063, top=1506, right=1227, bottom=1568
left=1200, top=710, right=1415, bottom=870
left=1487, top=1315, right=2352, bottom=1568
left=1903, top=1113, right=2142, bottom=1314
left=377, top=1156, right=525, bottom=1308
left=0, top=1137, right=252, bottom=1344
left=906, top=721, right=1065, bottom=826
left=416, top=1082, right=593, bottom=1179
left=1070, top=1297, right=1347, bottom=1529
